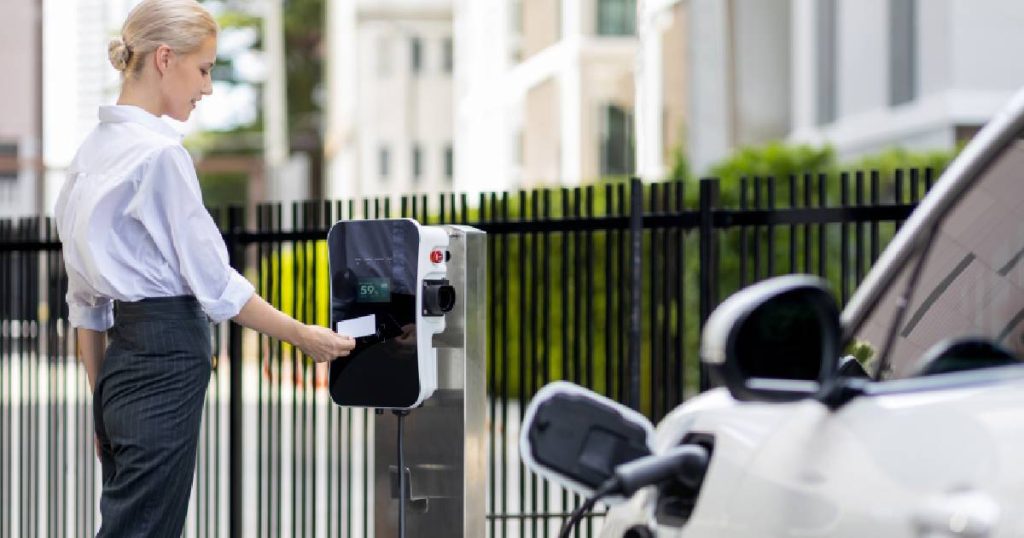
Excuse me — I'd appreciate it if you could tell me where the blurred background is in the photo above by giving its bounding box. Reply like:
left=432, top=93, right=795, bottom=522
left=2, top=0, right=1024, bottom=217
left=3, top=3, right=1024, bottom=537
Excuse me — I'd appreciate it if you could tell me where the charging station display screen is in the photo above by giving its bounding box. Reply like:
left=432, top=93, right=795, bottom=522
left=327, top=220, right=422, bottom=408
left=357, top=277, right=391, bottom=303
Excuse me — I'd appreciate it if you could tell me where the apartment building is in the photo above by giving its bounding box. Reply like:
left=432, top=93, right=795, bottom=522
left=325, top=0, right=688, bottom=196
left=455, top=0, right=689, bottom=191
left=790, top=0, right=1024, bottom=158
left=639, top=0, right=1024, bottom=174
left=636, top=0, right=791, bottom=175
left=325, top=0, right=456, bottom=200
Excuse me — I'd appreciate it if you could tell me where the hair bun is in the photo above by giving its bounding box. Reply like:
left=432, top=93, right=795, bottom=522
left=108, top=37, right=131, bottom=72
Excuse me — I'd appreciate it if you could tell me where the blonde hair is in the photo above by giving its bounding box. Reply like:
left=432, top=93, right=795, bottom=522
left=108, top=0, right=218, bottom=77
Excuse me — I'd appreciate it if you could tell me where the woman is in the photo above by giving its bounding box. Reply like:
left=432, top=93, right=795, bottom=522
left=53, top=1, right=355, bottom=536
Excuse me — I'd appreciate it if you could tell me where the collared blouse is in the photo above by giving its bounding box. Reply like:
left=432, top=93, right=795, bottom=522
left=54, top=105, right=255, bottom=331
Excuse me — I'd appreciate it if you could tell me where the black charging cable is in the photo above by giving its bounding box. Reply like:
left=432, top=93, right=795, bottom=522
left=394, top=409, right=410, bottom=538
left=558, top=444, right=710, bottom=538
left=558, top=478, right=619, bottom=538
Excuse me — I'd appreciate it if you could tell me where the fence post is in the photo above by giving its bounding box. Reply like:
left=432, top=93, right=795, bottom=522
left=226, top=206, right=244, bottom=538
left=698, top=179, right=720, bottom=392
left=628, top=177, right=643, bottom=411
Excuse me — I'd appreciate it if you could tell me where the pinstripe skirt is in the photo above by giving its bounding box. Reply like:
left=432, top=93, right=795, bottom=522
left=93, top=296, right=211, bottom=538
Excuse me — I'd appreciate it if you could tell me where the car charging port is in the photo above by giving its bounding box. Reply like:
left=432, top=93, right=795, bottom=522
left=422, top=279, right=456, bottom=316
left=655, top=432, right=714, bottom=527
left=623, top=525, right=655, bottom=538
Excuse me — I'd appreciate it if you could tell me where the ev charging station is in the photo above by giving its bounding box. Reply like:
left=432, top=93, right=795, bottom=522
left=327, top=219, right=486, bottom=538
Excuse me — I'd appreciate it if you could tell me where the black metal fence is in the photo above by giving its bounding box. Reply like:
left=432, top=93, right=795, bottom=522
left=0, top=171, right=931, bottom=537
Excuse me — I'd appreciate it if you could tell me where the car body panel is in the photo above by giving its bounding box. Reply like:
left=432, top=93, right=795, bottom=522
left=603, top=368, right=1024, bottom=537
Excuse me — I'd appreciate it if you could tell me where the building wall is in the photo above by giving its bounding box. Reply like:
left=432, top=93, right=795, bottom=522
left=834, top=0, right=888, bottom=119
left=0, top=0, right=39, bottom=217
left=580, top=44, right=635, bottom=180
left=685, top=0, right=731, bottom=174
left=661, top=2, right=687, bottom=162
left=916, top=0, right=951, bottom=99
left=347, top=0, right=686, bottom=191
left=450, top=0, right=516, bottom=194
left=684, top=0, right=791, bottom=173
left=733, top=0, right=791, bottom=146
left=791, top=0, right=1024, bottom=159
left=949, top=0, right=1024, bottom=91
left=680, top=0, right=1024, bottom=169
left=327, top=0, right=454, bottom=201
left=524, top=79, right=560, bottom=185
left=451, top=0, right=648, bottom=191
left=0, top=0, right=36, bottom=140
left=522, top=0, right=560, bottom=60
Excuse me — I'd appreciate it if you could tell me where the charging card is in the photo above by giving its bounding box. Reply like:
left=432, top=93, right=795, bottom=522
left=337, top=314, right=376, bottom=338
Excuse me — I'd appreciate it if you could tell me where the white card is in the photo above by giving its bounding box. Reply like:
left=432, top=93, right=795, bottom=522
left=337, top=314, right=376, bottom=338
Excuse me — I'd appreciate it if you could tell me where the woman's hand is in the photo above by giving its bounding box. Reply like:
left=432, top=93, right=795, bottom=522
left=296, top=324, right=356, bottom=363
left=233, top=295, right=356, bottom=363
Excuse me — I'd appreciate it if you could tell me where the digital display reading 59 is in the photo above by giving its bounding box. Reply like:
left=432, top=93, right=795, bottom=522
left=357, top=277, right=391, bottom=303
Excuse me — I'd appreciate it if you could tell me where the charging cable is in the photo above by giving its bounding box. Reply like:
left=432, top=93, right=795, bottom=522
left=558, top=444, right=709, bottom=538
left=558, top=478, right=619, bottom=538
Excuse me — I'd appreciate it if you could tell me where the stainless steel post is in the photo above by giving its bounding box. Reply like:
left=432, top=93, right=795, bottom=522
left=374, top=225, right=487, bottom=537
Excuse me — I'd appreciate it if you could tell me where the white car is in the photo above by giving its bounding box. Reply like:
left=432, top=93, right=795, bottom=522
left=521, top=86, right=1024, bottom=538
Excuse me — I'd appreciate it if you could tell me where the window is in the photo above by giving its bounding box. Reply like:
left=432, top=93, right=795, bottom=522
left=442, top=37, right=453, bottom=74
left=379, top=145, right=391, bottom=179
left=411, top=37, right=423, bottom=74
left=850, top=131, right=1024, bottom=377
left=511, top=0, right=523, bottom=34
left=816, top=0, right=837, bottom=125
left=889, top=0, right=917, bottom=106
left=444, top=144, right=454, bottom=180
left=0, top=143, right=17, bottom=182
left=597, top=0, right=636, bottom=36
left=412, top=144, right=423, bottom=182
left=600, top=105, right=634, bottom=176
left=510, top=0, right=524, bottom=62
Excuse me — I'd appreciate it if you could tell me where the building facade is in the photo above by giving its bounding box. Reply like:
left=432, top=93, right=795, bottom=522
left=790, top=0, right=1024, bottom=158
left=455, top=0, right=688, bottom=191
left=639, top=0, right=1024, bottom=175
left=325, top=0, right=456, bottom=201
left=0, top=0, right=43, bottom=218
left=325, top=0, right=689, bottom=197
left=637, top=0, right=791, bottom=175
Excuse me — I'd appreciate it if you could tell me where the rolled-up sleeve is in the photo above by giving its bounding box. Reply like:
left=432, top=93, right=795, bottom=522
left=56, top=176, right=115, bottom=331
left=132, top=145, right=255, bottom=322
left=66, top=268, right=114, bottom=330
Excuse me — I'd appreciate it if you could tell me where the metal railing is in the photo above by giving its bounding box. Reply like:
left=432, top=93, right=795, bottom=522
left=0, top=171, right=931, bottom=537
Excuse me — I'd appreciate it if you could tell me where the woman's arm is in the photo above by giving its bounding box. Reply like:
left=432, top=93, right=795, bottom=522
left=232, top=294, right=355, bottom=363
left=76, top=328, right=108, bottom=392
left=76, top=328, right=108, bottom=456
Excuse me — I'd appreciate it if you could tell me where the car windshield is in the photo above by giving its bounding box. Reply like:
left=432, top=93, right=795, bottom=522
left=850, top=135, right=1024, bottom=379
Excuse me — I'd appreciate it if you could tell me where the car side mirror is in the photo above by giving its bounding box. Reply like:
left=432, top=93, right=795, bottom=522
left=520, top=381, right=654, bottom=504
left=701, top=275, right=841, bottom=402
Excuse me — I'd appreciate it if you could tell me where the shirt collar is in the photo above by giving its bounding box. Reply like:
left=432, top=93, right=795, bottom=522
left=98, top=105, right=185, bottom=142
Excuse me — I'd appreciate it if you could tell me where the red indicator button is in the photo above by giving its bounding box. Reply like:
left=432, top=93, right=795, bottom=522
left=430, top=249, right=444, bottom=264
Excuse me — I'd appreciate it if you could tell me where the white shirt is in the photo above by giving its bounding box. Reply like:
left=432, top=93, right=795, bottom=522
left=54, top=105, right=255, bottom=331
